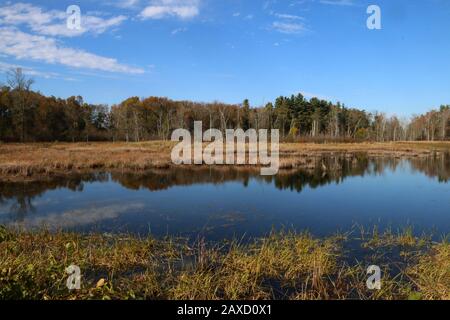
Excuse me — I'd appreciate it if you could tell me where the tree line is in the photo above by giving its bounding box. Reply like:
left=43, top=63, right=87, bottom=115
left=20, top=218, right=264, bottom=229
left=1, top=68, right=449, bottom=142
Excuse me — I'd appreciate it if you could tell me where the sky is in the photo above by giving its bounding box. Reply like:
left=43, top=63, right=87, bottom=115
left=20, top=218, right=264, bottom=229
left=0, top=0, right=449, bottom=117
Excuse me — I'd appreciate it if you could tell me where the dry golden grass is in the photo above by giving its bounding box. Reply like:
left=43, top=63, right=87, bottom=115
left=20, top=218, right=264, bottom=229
left=0, top=142, right=174, bottom=179
left=406, top=242, right=450, bottom=300
left=1, top=141, right=448, bottom=180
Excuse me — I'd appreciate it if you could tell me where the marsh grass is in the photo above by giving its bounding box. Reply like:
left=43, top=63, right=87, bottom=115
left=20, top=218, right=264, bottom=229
left=0, top=227, right=448, bottom=300
left=405, top=241, right=450, bottom=300
left=1, top=141, right=447, bottom=180
left=360, top=226, right=432, bottom=249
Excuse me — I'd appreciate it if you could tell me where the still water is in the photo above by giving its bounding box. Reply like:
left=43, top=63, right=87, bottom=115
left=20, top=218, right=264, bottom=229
left=1, top=154, right=449, bottom=240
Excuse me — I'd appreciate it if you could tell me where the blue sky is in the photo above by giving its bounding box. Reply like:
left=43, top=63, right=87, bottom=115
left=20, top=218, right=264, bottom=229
left=0, top=0, right=449, bottom=117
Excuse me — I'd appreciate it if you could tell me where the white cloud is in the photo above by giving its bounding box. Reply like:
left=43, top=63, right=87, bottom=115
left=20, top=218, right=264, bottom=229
left=10, top=203, right=146, bottom=229
left=115, top=0, right=141, bottom=8
left=0, top=3, right=144, bottom=75
left=0, top=61, right=59, bottom=79
left=36, top=15, right=127, bottom=37
left=139, top=0, right=200, bottom=19
left=171, top=27, right=187, bottom=35
left=0, top=2, right=127, bottom=37
left=272, top=21, right=307, bottom=34
left=0, top=28, right=145, bottom=74
left=273, top=13, right=304, bottom=20
left=319, top=0, right=354, bottom=6
left=270, top=10, right=307, bottom=35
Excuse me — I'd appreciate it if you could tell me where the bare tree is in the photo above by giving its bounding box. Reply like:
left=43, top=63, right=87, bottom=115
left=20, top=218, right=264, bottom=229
left=217, top=103, right=231, bottom=133
left=441, top=107, right=450, bottom=140
left=7, top=68, right=34, bottom=142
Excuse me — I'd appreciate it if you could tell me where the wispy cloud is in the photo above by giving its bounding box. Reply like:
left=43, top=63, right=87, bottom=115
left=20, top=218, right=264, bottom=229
left=272, top=21, right=307, bottom=34
left=139, top=0, right=200, bottom=20
left=171, top=27, right=187, bottom=35
left=114, top=0, right=141, bottom=9
left=269, top=9, right=308, bottom=35
left=0, top=3, right=127, bottom=37
left=0, top=61, right=59, bottom=79
left=319, top=0, right=355, bottom=6
left=0, top=28, right=144, bottom=74
left=273, top=13, right=304, bottom=20
left=0, top=2, right=144, bottom=74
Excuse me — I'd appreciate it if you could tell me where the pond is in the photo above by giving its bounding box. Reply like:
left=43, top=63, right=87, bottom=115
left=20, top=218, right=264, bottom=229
left=1, top=154, right=449, bottom=241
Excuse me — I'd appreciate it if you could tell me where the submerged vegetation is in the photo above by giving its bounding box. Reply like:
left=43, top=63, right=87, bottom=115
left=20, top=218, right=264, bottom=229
left=0, top=227, right=448, bottom=300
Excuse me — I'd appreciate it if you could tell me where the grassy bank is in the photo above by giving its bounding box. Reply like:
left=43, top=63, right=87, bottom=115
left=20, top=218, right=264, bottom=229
left=0, top=141, right=449, bottom=180
left=0, top=227, right=448, bottom=300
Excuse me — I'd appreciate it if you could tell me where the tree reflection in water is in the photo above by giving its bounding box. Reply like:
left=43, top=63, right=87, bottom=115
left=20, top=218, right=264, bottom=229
left=0, top=153, right=449, bottom=221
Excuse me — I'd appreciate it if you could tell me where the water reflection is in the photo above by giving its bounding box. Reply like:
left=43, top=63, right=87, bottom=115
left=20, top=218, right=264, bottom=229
left=0, top=153, right=449, bottom=239
left=0, top=173, right=108, bottom=222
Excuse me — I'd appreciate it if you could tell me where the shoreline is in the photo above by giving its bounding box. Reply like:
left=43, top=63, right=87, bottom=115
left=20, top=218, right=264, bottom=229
left=1, top=141, right=449, bottom=181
